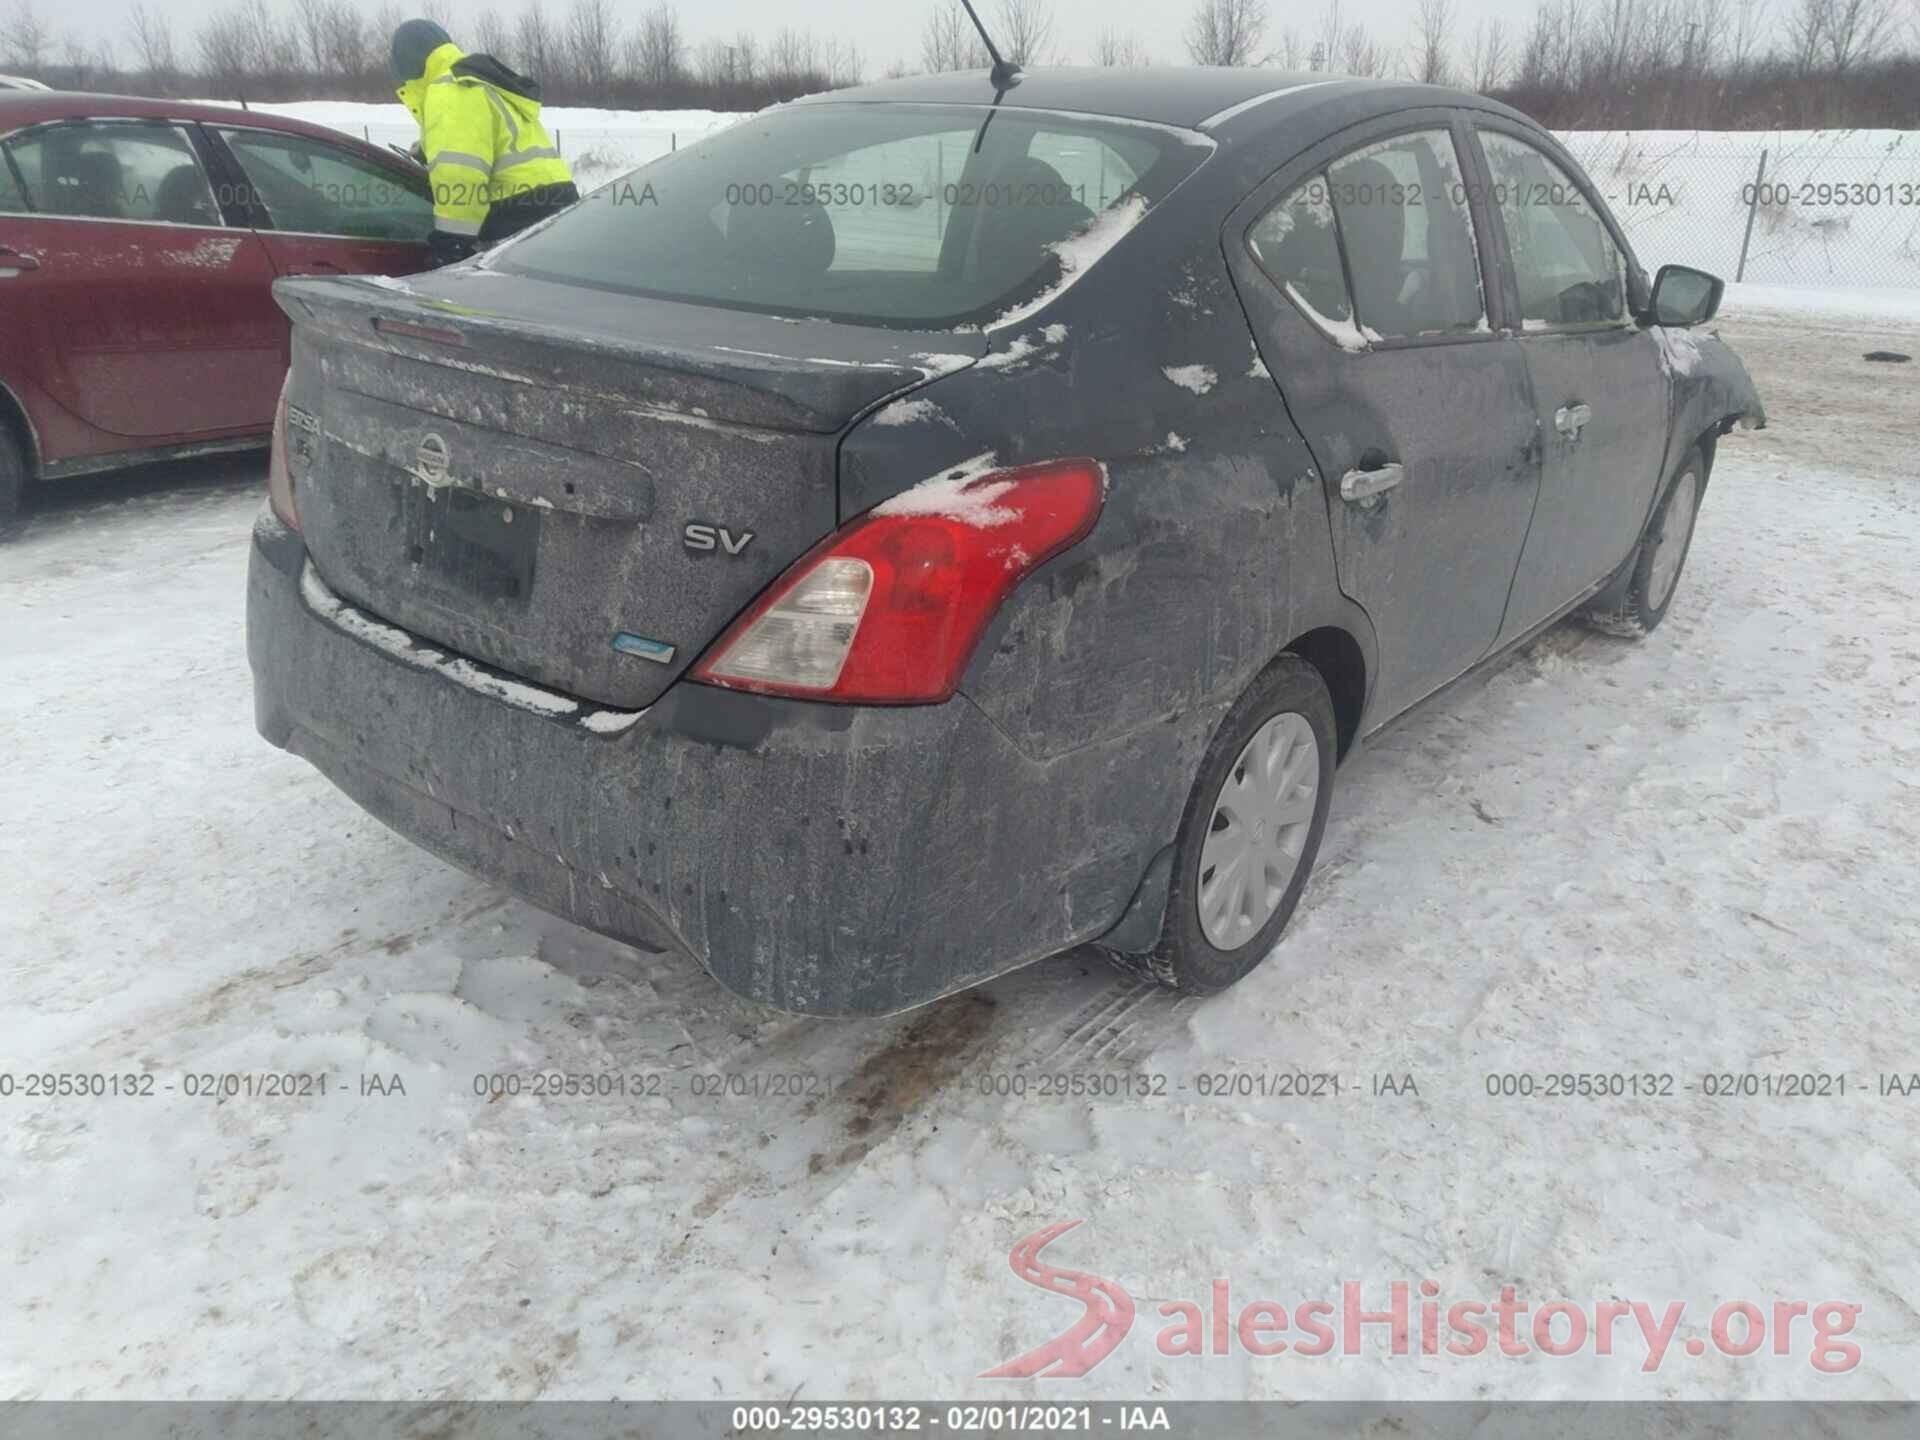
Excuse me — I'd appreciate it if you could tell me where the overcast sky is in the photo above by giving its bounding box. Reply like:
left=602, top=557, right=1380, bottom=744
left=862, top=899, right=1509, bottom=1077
left=46, top=0, right=1560, bottom=77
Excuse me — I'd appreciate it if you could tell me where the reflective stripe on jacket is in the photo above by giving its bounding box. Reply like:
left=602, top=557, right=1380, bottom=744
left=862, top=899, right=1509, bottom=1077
left=397, top=42, right=573, bottom=237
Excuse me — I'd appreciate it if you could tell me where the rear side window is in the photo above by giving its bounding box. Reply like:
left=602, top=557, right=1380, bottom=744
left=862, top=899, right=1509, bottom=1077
left=2, top=121, right=220, bottom=225
left=1248, top=128, right=1487, bottom=347
left=494, top=103, right=1204, bottom=329
left=1247, top=176, right=1356, bottom=342
left=1480, top=131, right=1626, bottom=327
left=218, top=128, right=432, bottom=242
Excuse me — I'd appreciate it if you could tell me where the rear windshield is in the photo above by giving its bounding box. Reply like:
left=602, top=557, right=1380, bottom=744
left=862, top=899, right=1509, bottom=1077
left=494, top=103, right=1207, bottom=329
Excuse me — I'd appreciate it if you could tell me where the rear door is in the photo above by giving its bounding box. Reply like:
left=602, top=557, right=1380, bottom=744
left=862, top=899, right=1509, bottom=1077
left=0, top=117, right=284, bottom=443
left=1469, top=122, right=1672, bottom=644
left=1224, top=112, right=1541, bottom=721
left=208, top=124, right=433, bottom=290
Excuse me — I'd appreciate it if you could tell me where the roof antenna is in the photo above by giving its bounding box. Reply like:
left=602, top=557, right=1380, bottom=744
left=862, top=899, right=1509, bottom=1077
left=957, top=0, right=1022, bottom=95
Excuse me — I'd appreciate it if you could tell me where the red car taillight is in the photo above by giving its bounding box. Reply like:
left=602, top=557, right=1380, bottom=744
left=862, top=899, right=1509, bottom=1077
left=690, top=458, right=1106, bottom=705
left=267, top=376, right=300, bottom=532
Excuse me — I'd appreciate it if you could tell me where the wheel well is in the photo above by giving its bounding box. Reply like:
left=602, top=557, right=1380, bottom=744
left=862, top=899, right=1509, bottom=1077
left=0, top=380, right=39, bottom=477
left=1287, top=626, right=1366, bottom=761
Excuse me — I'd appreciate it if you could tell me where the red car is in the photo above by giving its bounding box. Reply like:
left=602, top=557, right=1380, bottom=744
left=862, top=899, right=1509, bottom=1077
left=0, top=92, right=434, bottom=526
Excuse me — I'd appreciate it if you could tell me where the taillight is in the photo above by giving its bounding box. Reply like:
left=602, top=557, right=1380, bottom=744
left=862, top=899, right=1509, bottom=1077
left=691, top=458, right=1105, bottom=705
left=267, top=376, right=300, bottom=531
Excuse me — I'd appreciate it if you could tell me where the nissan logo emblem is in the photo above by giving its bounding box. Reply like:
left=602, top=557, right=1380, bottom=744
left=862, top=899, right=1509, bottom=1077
left=414, top=433, right=452, bottom=488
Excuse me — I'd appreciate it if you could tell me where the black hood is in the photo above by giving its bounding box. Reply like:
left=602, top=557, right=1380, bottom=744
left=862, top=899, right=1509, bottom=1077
left=451, top=52, right=542, bottom=102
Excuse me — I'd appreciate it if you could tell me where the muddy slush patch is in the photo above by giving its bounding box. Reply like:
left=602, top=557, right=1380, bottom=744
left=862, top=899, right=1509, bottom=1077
left=808, top=991, right=1000, bottom=1175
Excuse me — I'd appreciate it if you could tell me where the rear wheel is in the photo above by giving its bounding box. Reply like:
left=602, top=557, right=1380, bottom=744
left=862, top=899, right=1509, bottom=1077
left=1109, top=656, right=1336, bottom=994
left=0, top=425, right=26, bottom=537
left=1581, top=446, right=1706, bottom=639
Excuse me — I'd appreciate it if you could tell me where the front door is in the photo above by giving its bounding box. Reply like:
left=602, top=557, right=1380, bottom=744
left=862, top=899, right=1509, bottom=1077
left=0, top=118, right=284, bottom=446
left=1224, top=114, right=1542, bottom=721
left=1472, top=124, right=1674, bottom=643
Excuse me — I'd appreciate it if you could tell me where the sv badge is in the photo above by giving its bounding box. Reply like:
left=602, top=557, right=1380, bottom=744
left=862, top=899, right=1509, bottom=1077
left=683, top=522, right=755, bottom=556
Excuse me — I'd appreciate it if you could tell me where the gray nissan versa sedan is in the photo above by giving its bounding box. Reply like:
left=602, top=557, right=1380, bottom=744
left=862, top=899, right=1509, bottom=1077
left=247, top=68, right=1765, bottom=1015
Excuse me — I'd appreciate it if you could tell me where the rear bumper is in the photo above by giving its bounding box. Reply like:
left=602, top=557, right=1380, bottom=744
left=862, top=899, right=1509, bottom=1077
left=247, top=511, right=1192, bottom=1015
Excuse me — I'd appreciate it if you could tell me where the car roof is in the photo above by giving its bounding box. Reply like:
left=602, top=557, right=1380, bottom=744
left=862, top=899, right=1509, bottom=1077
left=0, top=90, right=398, bottom=156
left=793, top=66, right=1533, bottom=139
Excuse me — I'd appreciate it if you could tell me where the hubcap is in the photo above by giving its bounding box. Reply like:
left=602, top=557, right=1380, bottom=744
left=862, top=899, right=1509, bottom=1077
left=1197, top=711, right=1320, bottom=951
left=1646, top=470, right=1698, bottom=611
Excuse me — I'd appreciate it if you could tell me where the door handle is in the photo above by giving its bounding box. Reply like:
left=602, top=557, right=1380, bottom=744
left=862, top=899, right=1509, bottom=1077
left=0, top=247, right=40, bottom=276
left=286, top=261, right=343, bottom=275
left=1554, top=402, right=1593, bottom=438
left=1340, top=462, right=1404, bottom=502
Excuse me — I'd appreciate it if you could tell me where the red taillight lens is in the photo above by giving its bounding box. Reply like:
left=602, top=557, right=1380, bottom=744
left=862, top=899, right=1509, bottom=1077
left=267, top=376, right=300, bottom=531
left=691, top=458, right=1105, bottom=704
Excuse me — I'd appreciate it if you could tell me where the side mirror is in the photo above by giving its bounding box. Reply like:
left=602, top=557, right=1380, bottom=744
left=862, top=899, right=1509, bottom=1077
left=1644, top=264, right=1724, bottom=327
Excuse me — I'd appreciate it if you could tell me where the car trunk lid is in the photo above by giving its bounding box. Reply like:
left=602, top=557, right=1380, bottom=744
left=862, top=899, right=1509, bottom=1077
left=275, top=271, right=983, bottom=710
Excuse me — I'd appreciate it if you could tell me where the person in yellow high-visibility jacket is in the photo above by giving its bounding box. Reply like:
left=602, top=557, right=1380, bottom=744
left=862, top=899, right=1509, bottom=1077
left=390, top=19, right=579, bottom=266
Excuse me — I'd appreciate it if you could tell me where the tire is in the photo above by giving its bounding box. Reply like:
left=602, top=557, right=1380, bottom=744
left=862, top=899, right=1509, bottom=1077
left=1108, top=655, right=1337, bottom=994
left=0, top=424, right=25, bottom=538
left=1581, top=446, right=1708, bottom=639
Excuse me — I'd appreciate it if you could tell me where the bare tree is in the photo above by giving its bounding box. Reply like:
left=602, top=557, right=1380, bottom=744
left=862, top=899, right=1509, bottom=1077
left=1517, top=0, right=1583, bottom=87
left=731, top=29, right=757, bottom=80
left=1783, top=0, right=1829, bottom=71
left=364, top=0, right=400, bottom=77
left=1585, top=0, right=1649, bottom=83
left=1726, top=0, right=1767, bottom=70
left=625, top=2, right=682, bottom=85
left=822, top=36, right=861, bottom=84
left=323, top=0, right=370, bottom=82
left=59, top=27, right=95, bottom=76
left=1341, top=20, right=1387, bottom=73
left=1466, top=17, right=1509, bottom=87
left=1314, top=0, right=1344, bottom=66
left=513, top=0, right=554, bottom=79
left=767, top=25, right=815, bottom=80
left=921, top=0, right=987, bottom=71
left=1677, top=0, right=1729, bottom=67
left=196, top=7, right=249, bottom=83
left=472, top=7, right=510, bottom=57
left=126, top=0, right=178, bottom=79
left=997, top=0, right=1053, bottom=64
left=3, top=0, right=49, bottom=67
left=1267, top=24, right=1305, bottom=64
left=1312, top=0, right=1385, bottom=76
left=1092, top=25, right=1148, bottom=64
left=206, top=0, right=298, bottom=77
left=564, top=0, right=618, bottom=91
left=1412, top=0, right=1454, bottom=82
left=697, top=31, right=757, bottom=85
left=291, top=0, right=326, bottom=72
left=1186, top=0, right=1268, bottom=63
left=1820, top=0, right=1900, bottom=68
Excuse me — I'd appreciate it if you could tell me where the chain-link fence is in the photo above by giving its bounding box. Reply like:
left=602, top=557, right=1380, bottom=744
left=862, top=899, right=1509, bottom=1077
left=1558, top=129, right=1920, bottom=289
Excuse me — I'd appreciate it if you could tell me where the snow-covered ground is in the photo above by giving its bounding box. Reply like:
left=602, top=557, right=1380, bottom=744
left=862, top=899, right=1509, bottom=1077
left=2, top=291, right=1917, bottom=1400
